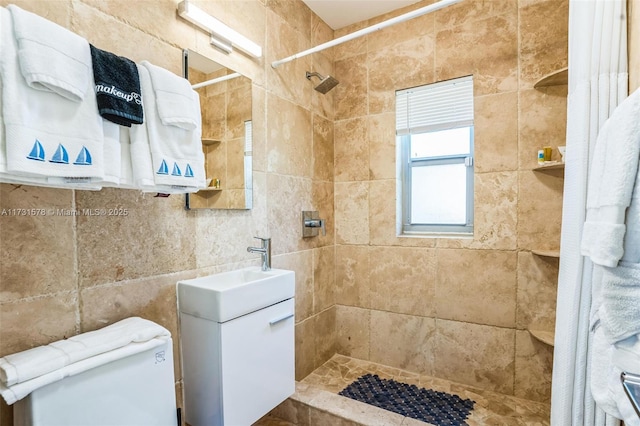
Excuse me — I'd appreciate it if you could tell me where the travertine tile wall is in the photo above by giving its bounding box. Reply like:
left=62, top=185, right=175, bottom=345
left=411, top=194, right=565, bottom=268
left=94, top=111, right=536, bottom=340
left=333, top=0, right=568, bottom=403
left=631, top=0, right=640, bottom=93
left=0, top=0, right=335, bottom=423
left=4, top=0, right=624, bottom=420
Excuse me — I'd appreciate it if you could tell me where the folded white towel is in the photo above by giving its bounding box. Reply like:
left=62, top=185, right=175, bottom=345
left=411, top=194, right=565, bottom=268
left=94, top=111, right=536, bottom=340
left=622, top=169, right=640, bottom=264
left=591, top=324, right=621, bottom=419
left=127, top=69, right=199, bottom=194
left=128, top=121, right=156, bottom=189
left=612, top=335, right=640, bottom=426
left=144, top=61, right=199, bottom=131
left=581, top=88, right=640, bottom=267
left=117, top=126, right=136, bottom=189
left=138, top=62, right=205, bottom=190
left=8, top=5, right=90, bottom=103
left=100, top=120, right=122, bottom=186
left=0, top=317, right=169, bottom=387
left=0, top=7, right=104, bottom=181
left=613, top=335, right=640, bottom=377
left=0, top=337, right=171, bottom=405
left=599, top=262, right=640, bottom=343
left=591, top=326, right=640, bottom=426
left=0, top=7, right=100, bottom=190
left=127, top=66, right=163, bottom=192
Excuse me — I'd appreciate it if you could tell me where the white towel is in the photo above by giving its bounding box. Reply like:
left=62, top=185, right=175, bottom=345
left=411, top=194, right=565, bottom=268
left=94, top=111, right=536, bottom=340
left=144, top=61, right=199, bottom=131
left=599, top=262, right=640, bottom=343
left=128, top=121, right=155, bottom=189
left=612, top=335, right=640, bottom=426
left=0, top=337, right=171, bottom=405
left=591, top=324, right=622, bottom=420
left=127, top=67, right=165, bottom=192
left=0, top=317, right=169, bottom=387
left=139, top=61, right=205, bottom=189
left=0, top=7, right=104, bottom=181
left=128, top=121, right=194, bottom=194
left=0, top=8, right=100, bottom=190
left=128, top=69, right=200, bottom=194
left=613, top=334, right=640, bottom=378
left=591, top=326, right=640, bottom=426
left=117, top=126, right=136, bottom=189
left=100, top=120, right=122, bottom=186
left=8, top=5, right=90, bottom=102
left=622, top=169, right=640, bottom=264
left=581, top=88, right=640, bottom=267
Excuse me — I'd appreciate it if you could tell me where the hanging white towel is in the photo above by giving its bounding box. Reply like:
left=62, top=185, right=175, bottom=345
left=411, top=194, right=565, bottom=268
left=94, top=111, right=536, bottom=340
left=7, top=5, right=90, bottom=102
left=581, top=88, right=640, bottom=268
left=0, top=6, right=104, bottom=182
left=0, top=317, right=170, bottom=388
left=146, top=62, right=199, bottom=131
left=591, top=325, right=640, bottom=426
left=128, top=118, right=156, bottom=190
left=0, top=7, right=100, bottom=189
left=139, top=61, right=205, bottom=190
left=100, top=120, right=122, bottom=186
left=127, top=65, right=164, bottom=192
left=599, top=262, right=640, bottom=343
left=117, top=126, right=136, bottom=189
left=611, top=335, right=640, bottom=426
left=0, top=337, right=171, bottom=405
left=127, top=66, right=199, bottom=193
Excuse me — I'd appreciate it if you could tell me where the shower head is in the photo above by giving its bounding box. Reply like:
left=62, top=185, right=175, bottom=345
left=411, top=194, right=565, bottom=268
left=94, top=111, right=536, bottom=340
left=305, top=71, right=339, bottom=94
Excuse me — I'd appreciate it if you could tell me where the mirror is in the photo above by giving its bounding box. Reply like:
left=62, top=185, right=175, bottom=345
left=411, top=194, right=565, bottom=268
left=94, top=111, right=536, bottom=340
left=183, top=49, right=253, bottom=210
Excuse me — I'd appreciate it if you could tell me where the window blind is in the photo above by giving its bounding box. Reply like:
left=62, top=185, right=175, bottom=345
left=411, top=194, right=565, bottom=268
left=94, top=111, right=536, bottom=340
left=396, top=75, right=474, bottom=135
left=244, top=120, right=253, bottom=153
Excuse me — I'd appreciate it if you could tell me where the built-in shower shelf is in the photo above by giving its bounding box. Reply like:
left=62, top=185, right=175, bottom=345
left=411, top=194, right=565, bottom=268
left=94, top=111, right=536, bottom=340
left=534, top=67, right=568, bottom=89
left=531, top=249, right=560, bottom=258
left=202, top=138, right=221, bottom=146
left=528, top=329, right=555, bottom=346
left=533, top=162, right=565, bottom=172
left=198, top=187, right=222, bottom=192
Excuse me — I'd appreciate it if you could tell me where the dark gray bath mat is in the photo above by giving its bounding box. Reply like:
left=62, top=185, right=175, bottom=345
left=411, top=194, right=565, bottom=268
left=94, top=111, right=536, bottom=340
left=338, top=374, right=475, bottom=425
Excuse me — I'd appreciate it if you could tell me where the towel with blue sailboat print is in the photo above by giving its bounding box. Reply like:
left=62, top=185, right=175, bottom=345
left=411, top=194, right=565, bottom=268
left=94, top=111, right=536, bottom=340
left=0, top=65, right=100, bottom=189
left=138, top=61, right=205, bottom=189
left=0, top=5, right=104, bottom=181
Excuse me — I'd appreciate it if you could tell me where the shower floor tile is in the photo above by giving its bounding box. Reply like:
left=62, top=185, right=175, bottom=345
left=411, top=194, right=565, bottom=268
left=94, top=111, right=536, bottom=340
left=294, top=354, right=550, bottom=426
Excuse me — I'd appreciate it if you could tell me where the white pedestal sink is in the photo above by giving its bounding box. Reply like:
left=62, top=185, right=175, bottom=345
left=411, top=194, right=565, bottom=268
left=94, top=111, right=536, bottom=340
left=177, top=266, right=295, bottom=426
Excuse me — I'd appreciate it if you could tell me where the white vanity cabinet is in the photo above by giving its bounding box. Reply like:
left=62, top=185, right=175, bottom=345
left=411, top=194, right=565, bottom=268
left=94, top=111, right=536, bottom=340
left=179, top=297, right=295, bottom=426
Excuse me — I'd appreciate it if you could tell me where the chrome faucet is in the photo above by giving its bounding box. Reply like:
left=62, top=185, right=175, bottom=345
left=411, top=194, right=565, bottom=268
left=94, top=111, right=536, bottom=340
left=247, top=236, right=271, bottom=271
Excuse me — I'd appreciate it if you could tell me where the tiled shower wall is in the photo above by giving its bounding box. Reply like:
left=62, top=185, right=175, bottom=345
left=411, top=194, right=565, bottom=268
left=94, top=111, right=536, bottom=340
left=632, top=0, right=640, bottom=93
left=332, top=0, right=568, bottom=403
left=0, top=0, right=335, bottom=423
left=3, top=0, right=636, bottom=422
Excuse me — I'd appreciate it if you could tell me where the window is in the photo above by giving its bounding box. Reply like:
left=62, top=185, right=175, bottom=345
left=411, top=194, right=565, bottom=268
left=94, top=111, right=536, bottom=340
left=396, top=76, right=474, bottom=235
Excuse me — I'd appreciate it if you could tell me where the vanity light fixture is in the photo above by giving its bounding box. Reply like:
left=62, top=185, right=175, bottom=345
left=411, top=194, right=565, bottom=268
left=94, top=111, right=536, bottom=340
left=177, top=0, right=262, bottom=58
left=209, top=35, right=232, bottom=55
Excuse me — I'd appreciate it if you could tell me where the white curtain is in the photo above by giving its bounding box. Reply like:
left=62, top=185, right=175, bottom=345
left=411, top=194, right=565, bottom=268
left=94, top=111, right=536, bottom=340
left=551, top=0, right=628, bottom=425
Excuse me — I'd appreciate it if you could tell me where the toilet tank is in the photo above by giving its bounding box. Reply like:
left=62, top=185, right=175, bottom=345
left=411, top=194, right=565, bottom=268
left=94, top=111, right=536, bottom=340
left=13, top=338, right=177, bottom=426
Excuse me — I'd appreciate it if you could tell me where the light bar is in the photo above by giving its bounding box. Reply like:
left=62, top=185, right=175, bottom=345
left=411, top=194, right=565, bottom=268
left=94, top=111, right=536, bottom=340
left=177, top=1, right=262, bottom=58
left=210, top=35, right=232, bottom=54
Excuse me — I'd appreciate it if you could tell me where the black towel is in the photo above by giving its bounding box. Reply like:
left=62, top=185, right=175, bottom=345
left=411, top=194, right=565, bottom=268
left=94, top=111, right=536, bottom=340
left=90, top=45, right=143, bottom=127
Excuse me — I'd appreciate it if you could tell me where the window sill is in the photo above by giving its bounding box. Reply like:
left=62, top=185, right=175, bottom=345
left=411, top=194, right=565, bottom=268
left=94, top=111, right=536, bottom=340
left=399, top=231, right=473, bottom=239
